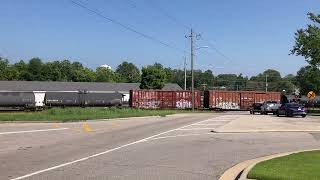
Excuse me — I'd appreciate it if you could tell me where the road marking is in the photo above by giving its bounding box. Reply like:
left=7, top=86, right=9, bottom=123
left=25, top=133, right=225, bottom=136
left=83, top=123, right=93, bottom=132
left=193, top=123, right=224, bottom=126
left=206, top=120, right=231, bottom=122
left=0, top=128, right=69, bottom=135
left=151, top=133, right=213, bottom=140
left=177, top=128, right=214, bottom=131
left=10, top=116, right=224, bottom=180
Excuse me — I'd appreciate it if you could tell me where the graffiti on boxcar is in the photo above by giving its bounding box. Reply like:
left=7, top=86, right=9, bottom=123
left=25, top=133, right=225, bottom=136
left=216, top=97, right=240, bottom=109
left=137, top=101, right=160, bottom=109
left=176, top=99, right=192, bottom=109
left=216, top=102, right=240, bottom=109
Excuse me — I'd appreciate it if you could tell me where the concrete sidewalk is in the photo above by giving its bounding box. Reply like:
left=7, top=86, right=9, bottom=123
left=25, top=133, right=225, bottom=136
left=215, top=114, right=320, bottom=133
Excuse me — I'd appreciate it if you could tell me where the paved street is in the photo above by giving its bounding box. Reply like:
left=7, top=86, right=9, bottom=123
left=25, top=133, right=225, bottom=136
left=1, top=112, right=320, bottom=180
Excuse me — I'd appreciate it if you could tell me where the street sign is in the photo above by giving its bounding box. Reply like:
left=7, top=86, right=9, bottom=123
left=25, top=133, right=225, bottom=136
left=307, top=91, right=316, bottom=100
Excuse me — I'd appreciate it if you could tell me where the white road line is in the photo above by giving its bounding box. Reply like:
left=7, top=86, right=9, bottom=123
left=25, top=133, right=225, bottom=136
left=151, top=133, right=213, bottom=140
left=193, top=123, right=224, bottom=126
left=0, top=128, right=69, bottom=135
left=177, top=128, right=214, bottom=130
left=11, top=117, right=223, bottom=180
left=206, top=120, right=231, bottom=122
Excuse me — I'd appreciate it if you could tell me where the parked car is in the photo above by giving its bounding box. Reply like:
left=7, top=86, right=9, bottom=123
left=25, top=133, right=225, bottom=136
left=261, top=101, right=281, bottom=115
left=250, top=103, right=263, bottom=114
left=277, top=103, right=306, bottom=117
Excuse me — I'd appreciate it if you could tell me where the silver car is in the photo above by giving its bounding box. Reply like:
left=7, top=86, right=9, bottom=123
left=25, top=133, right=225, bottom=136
left=261, top=101, right=281, bottom=115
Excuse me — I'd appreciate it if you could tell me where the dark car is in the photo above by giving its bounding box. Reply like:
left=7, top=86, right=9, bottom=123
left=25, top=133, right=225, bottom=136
left=261, top=101, right=281, bottom=115
left=277, top=103, right=306, bottom=117
left=250, top=103, right=263, bottom=114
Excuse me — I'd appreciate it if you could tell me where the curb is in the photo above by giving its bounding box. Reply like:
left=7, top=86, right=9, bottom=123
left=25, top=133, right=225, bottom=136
left=219, top=149, right=320, bottom=180
left=214, top=130, right=320, bottom=133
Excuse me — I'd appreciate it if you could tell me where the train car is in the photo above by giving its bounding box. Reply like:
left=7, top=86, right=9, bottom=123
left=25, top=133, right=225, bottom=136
left=83, top=92, right=123, bottom=107
left=45, top=92, right=81, bottom=107
left=45, top=91, right=123, bottom=107
left=130, top=90, right=201, bottom=109
left=0, top=92, right=36, bottom=109
left=203, top=90, right=281, bottom=110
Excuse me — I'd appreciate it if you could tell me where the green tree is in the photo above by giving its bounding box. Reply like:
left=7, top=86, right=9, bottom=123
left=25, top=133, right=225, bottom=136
left=0, top=57, right=9, bottom=80
left=296, top=66, right=320, bottom=95
left=59, top=60, right=73, bottom=81
left=283, top=74, right=297, bottom=86
left=291, top=13, right=320, bottom=67
left=164, top=67, right=174, bottom=83
left=41, top=61, right=62, bottom=81
left=275, top=81, right=296, bottom=94
left=215, top=74, right=239, bottom=90
left=13, top=60, right=29, bottom=80
left=194, top=70, right=215, bottom=90
left=115, top=61, right=140, bottom=83
left=72, top=67, right=96, bottom=82
left=27, top=58, right=43, bottom=80
left=96, top=67, right=114, bottom=82
left=275, top=74, right=297, bottom=93
left=140, top=63, right=166, bottom=89
left=251, top=69, right=281, bottom=82
left=4, top=66, right=19, bottom=80
left=169, top=69, right=185, bottom=89
left=250, top=69, right=282, bottom=91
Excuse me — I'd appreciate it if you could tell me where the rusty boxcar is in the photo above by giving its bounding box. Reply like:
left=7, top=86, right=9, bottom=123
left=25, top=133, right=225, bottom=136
left=130, top=90, right=201, bottom=109
left=203, top=90, right=280, bottom=110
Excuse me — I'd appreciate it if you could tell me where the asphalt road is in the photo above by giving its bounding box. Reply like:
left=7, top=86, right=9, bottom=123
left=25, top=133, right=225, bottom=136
left=1, top=112, right=319, bottom=180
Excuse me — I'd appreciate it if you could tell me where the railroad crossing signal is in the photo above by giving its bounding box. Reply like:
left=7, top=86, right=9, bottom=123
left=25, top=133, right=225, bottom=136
left=307, top=91, right=316, bottom=100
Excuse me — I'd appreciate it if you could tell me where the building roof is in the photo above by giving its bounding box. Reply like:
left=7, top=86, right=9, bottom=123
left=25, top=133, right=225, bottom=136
left=0, top=81, right=182, bottom=92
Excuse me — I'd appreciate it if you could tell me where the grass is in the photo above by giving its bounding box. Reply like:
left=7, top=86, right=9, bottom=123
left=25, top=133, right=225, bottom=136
left=248, top=150, right=320, bottom=180
left=307, top=109, right=320, bottom=116
left=0, top=107, right=190, bottom=122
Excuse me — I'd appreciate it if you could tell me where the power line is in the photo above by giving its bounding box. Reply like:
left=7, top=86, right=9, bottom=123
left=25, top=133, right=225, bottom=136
left=70, top=0, right=186, bottom=54
left=142, top=1, right=234, bottom=62
left=199, top=37, right=233, bottom=62
left=126, top=0, right=191, bottom=30
left=123, top=0, right=234, bottom=66
left=146, top=0, right=191, bottom=30
left=124, top=0, right=232, bottom=62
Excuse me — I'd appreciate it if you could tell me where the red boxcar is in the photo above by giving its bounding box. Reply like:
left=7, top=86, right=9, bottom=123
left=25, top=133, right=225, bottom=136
left=130, top=90, right=201, bottom=109
left=204, top=90, right=280, bottom=110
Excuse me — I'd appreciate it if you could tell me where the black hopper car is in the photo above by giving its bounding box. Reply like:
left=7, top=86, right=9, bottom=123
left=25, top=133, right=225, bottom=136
left=45, top=91, right=123, bottom=107
left=0, top=92, right=37, bottom=110
left=0, top=91, right=123, bottom=110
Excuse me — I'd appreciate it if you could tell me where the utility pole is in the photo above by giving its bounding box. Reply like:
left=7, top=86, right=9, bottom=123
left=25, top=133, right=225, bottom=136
left=265, top=74, right=268, bottom=92
left=184, top=56, right=187, bottom=90
left=186, top=28, right=200, bottom=111
left=190, top=29, right=195, bottom=111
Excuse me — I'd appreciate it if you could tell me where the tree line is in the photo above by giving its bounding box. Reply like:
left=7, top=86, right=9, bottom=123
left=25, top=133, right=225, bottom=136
left=0, top=13, right=319, bottom=95
left=0, top=56, right=301, bottom=93
left=0, top=58, right=140, bottom=83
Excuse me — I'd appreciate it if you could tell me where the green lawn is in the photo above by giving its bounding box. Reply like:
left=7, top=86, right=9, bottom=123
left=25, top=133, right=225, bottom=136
left=0, top=107, right=190, bottom=122
left=248, top=150, right=320, bottom=180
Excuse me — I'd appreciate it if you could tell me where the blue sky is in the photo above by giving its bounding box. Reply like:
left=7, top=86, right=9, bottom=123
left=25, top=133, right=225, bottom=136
left=0, top=0, right=319, bottom=77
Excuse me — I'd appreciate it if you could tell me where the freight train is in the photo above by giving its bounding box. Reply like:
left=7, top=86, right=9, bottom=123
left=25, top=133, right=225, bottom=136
left=0, top=91, right=123, bottom=110
left=130, top=90, right=282, bottom=110
left=1, top=89, right=317, bottom=111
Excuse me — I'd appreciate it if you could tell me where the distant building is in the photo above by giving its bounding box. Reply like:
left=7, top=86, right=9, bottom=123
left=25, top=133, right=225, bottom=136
left=100, top=64, right=112, bottom=70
